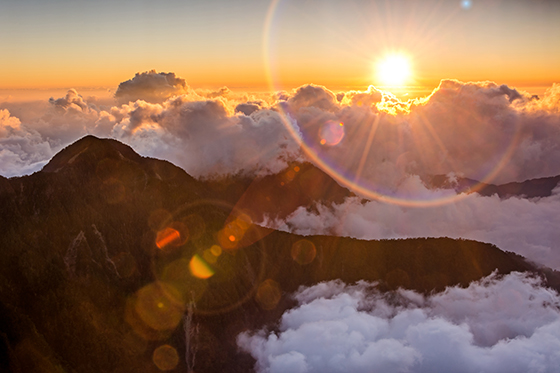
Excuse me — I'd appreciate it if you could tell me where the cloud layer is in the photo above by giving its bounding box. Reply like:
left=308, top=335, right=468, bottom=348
left=2, top=72, right=560, bottom=189
left=238, top=272, right=560, bottom=373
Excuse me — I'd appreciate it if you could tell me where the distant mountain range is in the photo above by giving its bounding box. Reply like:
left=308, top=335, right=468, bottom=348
left=1, top=135, right=559, bottom=372
left=424, top=173, right=560, bottom=199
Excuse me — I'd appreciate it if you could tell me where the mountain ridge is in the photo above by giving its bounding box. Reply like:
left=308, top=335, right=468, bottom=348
left=425, top=173, right=560, bottom=199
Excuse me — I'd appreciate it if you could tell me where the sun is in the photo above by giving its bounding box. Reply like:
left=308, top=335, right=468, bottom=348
left=375, top=54, right=412, bottom=87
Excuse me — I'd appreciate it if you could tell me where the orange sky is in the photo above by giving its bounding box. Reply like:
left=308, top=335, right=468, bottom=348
left=0, top=0, right=559, bottom=93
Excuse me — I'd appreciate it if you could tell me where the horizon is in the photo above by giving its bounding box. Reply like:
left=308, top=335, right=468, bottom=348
left=0, top=81, right=555, bottom=104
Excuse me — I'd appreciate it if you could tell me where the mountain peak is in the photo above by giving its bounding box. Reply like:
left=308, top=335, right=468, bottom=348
left=42, top=135, right=144, bottom=173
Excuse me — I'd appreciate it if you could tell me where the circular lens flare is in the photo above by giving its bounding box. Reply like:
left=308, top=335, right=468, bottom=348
left=319, top=121, right=345, bottom=146
left=152, top=345, right=179, bottom=371
left=263, top=1, right=522, bottom=207
left=189, top=254, right=215, bottom=279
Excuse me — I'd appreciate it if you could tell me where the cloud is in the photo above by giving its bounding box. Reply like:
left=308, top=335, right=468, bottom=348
left=3, top=76, right=560, bottom=193
left=235, top=101, right=264, bottom=116
left=286, top=84, right=340, bottom=113
left=108, top=95, right=303, bottom=178
left=339, top=85, right=383, bottom=107
left=114, top=70, right=189, bottom=104
left=0, top=109, right=21, bottom=137
left=238, top=272, right=560, bottom=373
left=203, top=86, right=231, bottom=99
left=0, top=79, right=302, bottom=178
left=0, top=109, right=56, bottom=177
left=283, top=80, right=560, bottom=194
left=49, top=88, right=88, bottom=112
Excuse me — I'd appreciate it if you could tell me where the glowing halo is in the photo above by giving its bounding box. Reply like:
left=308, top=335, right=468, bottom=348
left=262, top=1, right=523, bottom=207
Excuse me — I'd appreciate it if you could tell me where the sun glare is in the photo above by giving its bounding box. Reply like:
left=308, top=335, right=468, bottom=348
left=376, top=54, right=412, bottom=87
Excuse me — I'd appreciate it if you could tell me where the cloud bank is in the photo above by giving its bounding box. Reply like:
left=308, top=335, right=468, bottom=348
left=238, top=272, right=560, bottom=373
left=2, top=72, right=560, bottom=189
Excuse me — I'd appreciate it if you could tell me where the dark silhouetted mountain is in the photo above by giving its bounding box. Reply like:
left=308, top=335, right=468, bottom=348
left=1, top=135, right=559, bottom=372
left=201, top=161, right=355, bottom=222
left=426, top=174, right=560, bottom=199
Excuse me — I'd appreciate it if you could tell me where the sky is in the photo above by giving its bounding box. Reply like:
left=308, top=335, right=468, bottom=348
left=0, top=0, right=559, bottom=92
left=2, top=1, right=560, bottom=372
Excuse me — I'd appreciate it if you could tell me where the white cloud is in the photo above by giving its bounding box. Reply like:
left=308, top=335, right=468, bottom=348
left=238, top=272, right=560, bottom=373
left=114, top=70, right=190, bottom=104
left=0, top=109, right=55, bottom=177
left=111, top=95, right=304, bottom=178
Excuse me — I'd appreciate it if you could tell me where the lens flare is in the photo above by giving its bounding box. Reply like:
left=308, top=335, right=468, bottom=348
left=203, top=245, right=222, bottom=264
left=218, top=214, right=253, bottom=249
left=161, top=258, right=207, bottom=303
left=319, top=121, right=345, bottom=146
left=152, top=200, right=267, bottom=315
left=291, top=239, right=317, bottom=265
left=210, top=244, right=222, bottom=256
left=256, top=279, right=282, bottom=310
left=156, top=227, right=181, bottom=249
left=189, top=254, right=215, bottom=279
left=152, top=345, right=179, bottom=371
left=134, top=282, right=184, bottom=331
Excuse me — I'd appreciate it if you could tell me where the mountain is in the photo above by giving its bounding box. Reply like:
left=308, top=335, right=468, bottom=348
left=1, top=135, right=559, bottom=372
left=425, top=174, right=560, bottom=199
left=201, top=160, right=354, bottom=222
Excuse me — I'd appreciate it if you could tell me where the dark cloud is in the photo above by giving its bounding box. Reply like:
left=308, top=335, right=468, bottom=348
left=235, top=101, right=263, bottom=116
